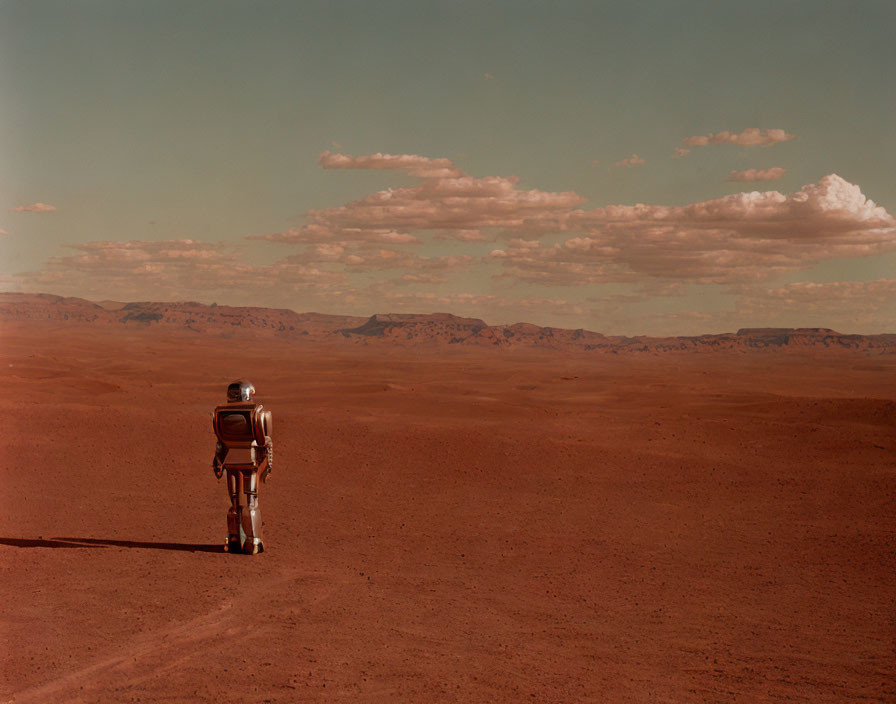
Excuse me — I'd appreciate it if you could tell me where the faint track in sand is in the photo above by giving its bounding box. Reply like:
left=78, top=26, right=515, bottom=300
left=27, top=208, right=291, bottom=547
left=6, top=572, right=346, bottom=704
left=7, top=599, right=244, bottom=703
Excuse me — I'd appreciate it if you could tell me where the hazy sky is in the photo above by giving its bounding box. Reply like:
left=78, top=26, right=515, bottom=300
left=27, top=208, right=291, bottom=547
left=2, top=0, right=894, bottom=334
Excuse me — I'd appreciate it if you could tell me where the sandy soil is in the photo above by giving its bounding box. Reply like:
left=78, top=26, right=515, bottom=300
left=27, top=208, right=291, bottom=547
left=1, top=322, right=894, bottom=703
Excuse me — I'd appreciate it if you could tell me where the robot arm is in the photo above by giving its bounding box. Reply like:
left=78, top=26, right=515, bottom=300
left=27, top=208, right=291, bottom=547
left=262, top=436, right=273, bottom=483
left=261, top=410, right=273, bottom=483
left=213, top=440, right=227, bottom=479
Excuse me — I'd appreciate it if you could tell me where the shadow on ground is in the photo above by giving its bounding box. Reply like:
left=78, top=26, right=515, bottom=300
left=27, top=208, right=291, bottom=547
left=0, top=537, right=224, bottom=552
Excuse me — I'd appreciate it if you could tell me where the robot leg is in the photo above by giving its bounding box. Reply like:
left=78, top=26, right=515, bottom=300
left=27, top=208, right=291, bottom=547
left=241, top=470, right=264, bottom=554
left=225, top=469, right=243, bottom=553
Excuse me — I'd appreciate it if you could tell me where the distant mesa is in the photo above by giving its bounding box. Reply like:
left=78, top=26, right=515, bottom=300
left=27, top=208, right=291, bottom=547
left=0, top=293, right=365, bottom=339
left=736, top=327, right=837, bottom=336
left=334, top=313, right=616, bottom=349
left=95, top=299, right=127, bottom=311
left=120, top=310, right=164, bottom=324
left=339, top=313, right=489, bottom=342
left=0, top=292, right=894, bottom=355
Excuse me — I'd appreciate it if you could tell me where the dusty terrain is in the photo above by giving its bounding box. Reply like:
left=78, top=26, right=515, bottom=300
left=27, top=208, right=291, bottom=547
left=1, top=317, right=894, bottom=703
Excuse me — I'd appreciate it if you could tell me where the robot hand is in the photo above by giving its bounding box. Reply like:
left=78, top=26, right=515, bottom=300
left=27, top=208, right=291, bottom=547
left=213, top=440, right=226, bottom=479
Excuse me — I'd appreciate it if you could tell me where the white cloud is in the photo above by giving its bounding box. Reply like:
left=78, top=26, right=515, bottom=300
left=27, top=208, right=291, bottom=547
left=683, top=128, right=796, bottom=148
left=18, top=149, right=893, bottom=335
left=11, top=202, right=56, bottom=213
left=613, top=154, right=645, bottom=167
left=727, top=167, right=787, bottom=182
left=490, top=174, right=896, bottom=284
left=318, top=150, right=464, bottom=178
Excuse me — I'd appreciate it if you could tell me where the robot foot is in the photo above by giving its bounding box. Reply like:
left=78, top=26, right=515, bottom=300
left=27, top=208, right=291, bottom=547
left=247, top=539, right=264, bottom=555
left=225, top=536, right=241, bottom=554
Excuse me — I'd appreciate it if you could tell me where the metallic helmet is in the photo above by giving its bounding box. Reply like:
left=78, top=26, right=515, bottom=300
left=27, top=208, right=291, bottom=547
left=227, top=380, right=255, bottom=402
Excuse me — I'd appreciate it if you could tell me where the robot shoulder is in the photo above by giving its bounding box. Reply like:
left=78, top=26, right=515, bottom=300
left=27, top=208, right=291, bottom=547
left=262, top=410, right=272, bottom=437
left=250, top=403, right=268, bottom=445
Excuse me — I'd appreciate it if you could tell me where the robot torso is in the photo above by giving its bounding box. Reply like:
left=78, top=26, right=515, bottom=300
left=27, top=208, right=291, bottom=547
left=213, top=402, right=272, bottom=469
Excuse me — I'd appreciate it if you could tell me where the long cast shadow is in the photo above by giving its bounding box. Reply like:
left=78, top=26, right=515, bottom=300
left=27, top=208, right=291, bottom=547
left=0, top=538, right=98, bottom=549
left=0, top=537, right=224, bottom=553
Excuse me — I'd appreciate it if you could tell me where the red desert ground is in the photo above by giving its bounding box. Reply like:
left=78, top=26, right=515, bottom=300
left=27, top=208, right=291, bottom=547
left=1, top=292, right=894, bottom=703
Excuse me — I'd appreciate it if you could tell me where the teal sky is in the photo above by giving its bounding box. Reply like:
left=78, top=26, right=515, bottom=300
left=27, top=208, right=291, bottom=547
left=2, top=0, right=894, bottom=333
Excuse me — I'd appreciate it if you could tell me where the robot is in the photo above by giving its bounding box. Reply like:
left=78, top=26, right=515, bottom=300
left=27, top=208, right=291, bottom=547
left=212, top=381, right=273, bottom=554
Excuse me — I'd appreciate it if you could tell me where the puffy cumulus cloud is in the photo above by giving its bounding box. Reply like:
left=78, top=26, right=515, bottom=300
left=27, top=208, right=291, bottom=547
left=682, top=128, right=796, bottom=148
left=269, top=153, right=895, bottom=290
left=45, top=239, right=228, bottom=271
left=673, top=147, right=691, bottom=158
left=490, top=175, right=896, bottom=285
left=488, top=238, right=633, bottom=286
left=310, top=174, right=584, bottom=234
left=14, top=239, right=345, bottom=304
left=345, top=250, right=472, bottom=274
left=288, top=241, right=473, bottom=275
left=348, top=252, right=471, bottom=275
left=613, top=154, right=645, bottom=168
left=11, top=202, right=56, bottom=213
left=250, top=224, right=421, bottom=246
left=727, top=167, right=787, bottom=182
left=240, top=153, right=894, bottom=326
left=276, top=152, right=585, bottom=240
left=318, top=150, right=464, bottom=178
left=247, top=150, right=585, bottom=294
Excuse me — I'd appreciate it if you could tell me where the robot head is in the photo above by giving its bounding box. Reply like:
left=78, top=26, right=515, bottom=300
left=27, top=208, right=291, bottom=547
left=227, top=380, right=255, bottom=402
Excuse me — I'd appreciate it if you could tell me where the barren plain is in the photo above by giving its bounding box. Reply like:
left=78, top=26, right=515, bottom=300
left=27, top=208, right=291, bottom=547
left=1, top=314, right=894, bottom=703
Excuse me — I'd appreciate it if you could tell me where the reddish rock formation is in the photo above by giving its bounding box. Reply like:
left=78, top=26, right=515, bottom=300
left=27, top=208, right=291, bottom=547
left=2, top=292, right=894, bottom=354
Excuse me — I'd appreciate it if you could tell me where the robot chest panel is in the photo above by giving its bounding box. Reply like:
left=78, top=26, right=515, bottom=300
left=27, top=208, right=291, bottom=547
left=220, top=411, right=251, bottom=437
left=215, top=403, right=263, bottom=444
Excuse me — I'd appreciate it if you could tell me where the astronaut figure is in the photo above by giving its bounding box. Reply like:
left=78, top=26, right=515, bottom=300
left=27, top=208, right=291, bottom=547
left=212, top=381, right=273, bottom=554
